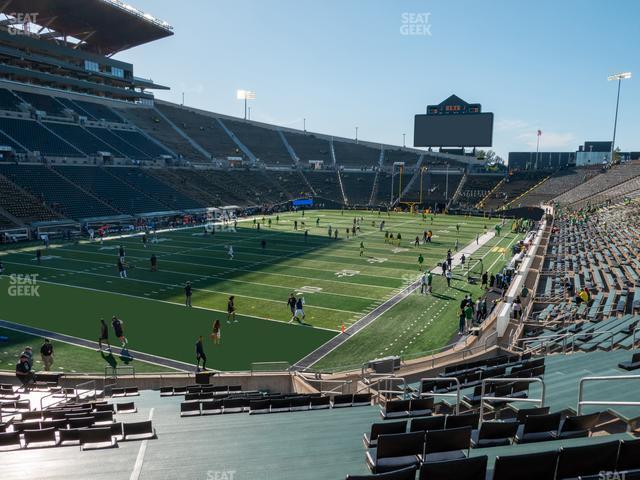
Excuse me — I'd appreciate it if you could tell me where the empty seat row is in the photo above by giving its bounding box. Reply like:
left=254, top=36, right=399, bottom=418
left=0, top=420, right=155, bottom=451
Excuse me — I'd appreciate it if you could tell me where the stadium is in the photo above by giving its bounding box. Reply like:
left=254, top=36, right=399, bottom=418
left=0, top=1, right=639, bottom=479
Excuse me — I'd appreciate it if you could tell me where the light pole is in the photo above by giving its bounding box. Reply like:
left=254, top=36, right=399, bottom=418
left=355, top=126, right=359, bottom=143
left=248, top=106, right=252, bottom=120
left=303, top=118, right=306, bottom=132
left=445, top=162, right=449, bottom=202
left=403, top=133, right=406, bottom=148
left=607, top=72, right=631, bottom=165
left=236, top=89, right=256, bottom=120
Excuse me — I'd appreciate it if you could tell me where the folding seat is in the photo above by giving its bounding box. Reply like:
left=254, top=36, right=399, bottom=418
left=471, top=421, right=519, bottom=447
left=290, top=396, right=311, bottom=411
left=0, top=431, right=22, bottom=451
left=270, top=398, right=291, bottom=413
left=365, top=431, right=424, bottom=473
left=201, top=400, right=223, bottom=416
left=363, top=421, right=408, bottom=448
left=228, top=385, right=242, bottom=392
left=212, top=385, right=228, bottom=393
left=92, top=410, right=114, bottom=425
left=332, top=394, right=354, bottom=408
left=110, top=422, right=124, bottom=441
left=20, top=411, right=43, bottom=423
left=423, top=426, right=471, bottom=463
left=159, top=386, right=174, bottom=397
left=556, top=440, right=619, bottom=479
left=185, top=393, right=200, bottom=402
left=445, top=413, right=479, bottom=430
left=353, top=393, right=373, bottom=407
left=248, top=399, right=270, bottom=415
left=123, top=421, right=156, bottom=441
left=79, top=427, right=117, bottom=450
left=114, top=401, right=137, bottom=414
left=222, top=397, right=246, bottom=414
left=187, top=385, right=202, bottom=394
left=173, top=386, right=187, bottom=396
left=68, top=416, right=95, bottom=429
left=556, top=412, right=601, bottom=439
left=345, top=465, right=417, bottom=480
left=493, top=450, right=559, bottom=480
left=616, top=438, right=640, bottom=473
left=198, top=392, right=214, bottom=401
left=408, top=398, right=433, bottom=417
left=310, top=396, right=331, bottom=410
left=23, top=427, right=59, bottom=448
left=180, top=401, right=201, bottom=417
left=381, top=400, right=411, bottom=420
left=462, top=385, right=488, bottom=408
left=418, top=455, right=487, bottom=480
left=39, top=419, right=67, bottom=430
left=618, top=352, right=640, bottom=371
left=510, top=406, right=550, bottom=423
left=111, top=387, right=126, bottom=397
left=514, top=412, right=561, bottom=443
left=43, top=410, right=67, bottom=421
left=93, top=403, right=115, bottom=413
left=409, top=416, right=445, bottom=433
left=59, top=428, right=82, bottom=446
left=124, top=387, right=139, bottom=396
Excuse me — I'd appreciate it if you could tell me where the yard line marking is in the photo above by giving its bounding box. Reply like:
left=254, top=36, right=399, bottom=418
left=0, top=277, right=340, bottom=333
left=3, top=259, right=362, bottom=315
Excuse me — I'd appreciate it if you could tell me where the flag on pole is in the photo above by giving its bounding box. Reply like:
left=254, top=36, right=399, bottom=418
left=537, top=129, right=542, bottom=136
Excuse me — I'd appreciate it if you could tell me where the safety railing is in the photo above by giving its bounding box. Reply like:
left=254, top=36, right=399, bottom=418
left=520, top=330, right=617, bottom=355
left=74, top=379, right=98, bottom=402
left=577, top=375, right=640, bottom=415
left=369, top=376, right=407, bottom=403
left=479, top=377, right=545, bottom=423
left=418, top=377, right=462, bottom=415
left=104, top=365, right=136, bottom=379
left=250, top=361, right=291, bottom=374
left=314, top=378, right=353, bottom=396
left=39, top=388, right=70, bottom=411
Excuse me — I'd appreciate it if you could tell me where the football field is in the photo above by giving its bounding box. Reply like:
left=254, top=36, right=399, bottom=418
left=0, top=210, right=520, bottom=372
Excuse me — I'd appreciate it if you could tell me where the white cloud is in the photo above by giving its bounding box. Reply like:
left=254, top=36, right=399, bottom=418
left=517, top=131, right=576, bottom=149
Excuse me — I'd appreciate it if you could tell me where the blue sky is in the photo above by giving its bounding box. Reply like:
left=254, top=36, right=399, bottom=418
left=119, top=0, right=639, bottom=159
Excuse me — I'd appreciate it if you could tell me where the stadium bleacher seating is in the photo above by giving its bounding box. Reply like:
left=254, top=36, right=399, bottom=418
left=454, top=175, right=503, bottom=209
left=0, top=174, right=60, bottom=222
left=0, top=118, right=82, bottom=157
left=12, top=91, right=67, bottom=116
left=334, top=141, right=381, bottom=168
left=284, top=131, right=332, bottom=164
left=0, top=164, right=119, bottom=218
left=224, top=119, right=293, bottom=166
left=44, top=122, right=122, bottom=156
left=0, top=88, right=25, bottom=112
left=481, top=171, right=549, bottom=210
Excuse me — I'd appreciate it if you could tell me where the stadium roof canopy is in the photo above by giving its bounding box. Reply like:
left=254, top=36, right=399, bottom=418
left=0, top=0, right=173, bottom=55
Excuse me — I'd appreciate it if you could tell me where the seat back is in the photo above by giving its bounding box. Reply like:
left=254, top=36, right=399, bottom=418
left=345, top=465, right=417, bottom=480
left=24, top=427, right=56, bottom=445
left=493, top=450, right=558, bottom=480
left=557, top=440, right=619, bottom=479
left=410, top=397, right=433, bottom=412
left=424, top=426, right=471, bottom=454
left=116, top=402, right=136, bottom=413
left=377, top=431, right=425, bottom=459
left=410, top=416, right=445, bottom=433
left=515, top=406, right=550, bottom=423
left=617, top=438, right=640, bottom=471
left=123, top=421, right=154, bottom=437
left=385, top=400, right=411, bottom=413
left=418, top=455, right=487, bottom=480
left=522, top=412, right=561, bottom=434
left=446, top=413, right=479, bottom=430
left=559, top=412, right=601, bottom=435
left=68, top=416, right=95, bottom=429
left=632, top=352, right=640, bottom=363
left=370, top=421, right=408, bottom=441
left=478, top=421, right=519, bottom=440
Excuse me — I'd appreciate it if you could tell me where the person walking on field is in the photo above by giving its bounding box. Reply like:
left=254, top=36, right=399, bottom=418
left=227, top=296, right=237, bottom=323
left=40, top=339, right=54, bottom=371
left=211, top=320, right=221, bottom=345
left=185, top=281, right=193, bottom=307
left=195, top=336, right=207, bottom=372
left=446, top=269, right=452, bottom=287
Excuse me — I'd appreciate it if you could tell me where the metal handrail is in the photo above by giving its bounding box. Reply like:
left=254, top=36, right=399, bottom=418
left=479, top=377, right=545, bottom=424
left=577, top=375, right=640, bottom=415
left=104, top=365, right=136, bottom=379
left=419, top=377, right=462, bottom=415
left=521, top=330, right=617, bottom=355
left=311, top=378, right=353, bottom=395
left=74, top=379, right=97, bottom=402
left=39, top=388, right=69, bottom=411
left=373, top=376, right=407, bottom=403
left=632, top=325, right=640, bottom=349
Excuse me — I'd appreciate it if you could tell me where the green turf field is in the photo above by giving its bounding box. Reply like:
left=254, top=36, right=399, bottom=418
left=0, top=210, right=519, bottom=372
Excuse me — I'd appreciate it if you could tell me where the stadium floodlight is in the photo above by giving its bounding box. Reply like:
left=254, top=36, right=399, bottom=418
left=607, top=72, right=631, bottom=165
left=236, top=90, right=256, bottom=120
left=608, top=72, right=632, bottom=81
